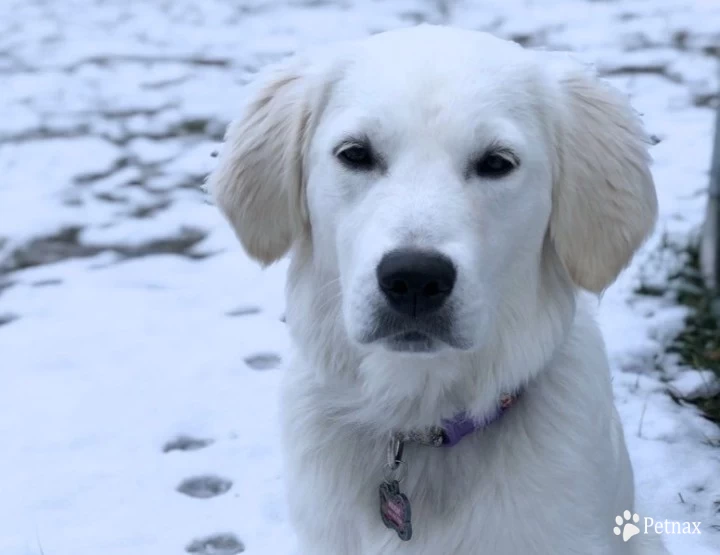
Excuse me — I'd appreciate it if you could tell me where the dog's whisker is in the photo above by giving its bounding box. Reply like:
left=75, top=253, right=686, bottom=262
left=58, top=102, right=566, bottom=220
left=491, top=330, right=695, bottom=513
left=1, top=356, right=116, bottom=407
left=314, top=289, right=343, bottom=315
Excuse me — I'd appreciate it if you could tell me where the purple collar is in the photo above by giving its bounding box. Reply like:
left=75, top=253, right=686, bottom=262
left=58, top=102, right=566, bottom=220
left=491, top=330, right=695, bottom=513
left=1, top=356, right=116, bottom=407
left=440, top=392, right=518, bottom=446
left=439, top=412, right=484, bottom=447
left=394, top=392, right=519, bottom=448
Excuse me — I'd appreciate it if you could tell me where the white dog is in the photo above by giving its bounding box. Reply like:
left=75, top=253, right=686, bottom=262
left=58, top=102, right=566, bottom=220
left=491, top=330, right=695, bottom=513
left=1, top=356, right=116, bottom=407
left=208, top=25, right=670, bottom=555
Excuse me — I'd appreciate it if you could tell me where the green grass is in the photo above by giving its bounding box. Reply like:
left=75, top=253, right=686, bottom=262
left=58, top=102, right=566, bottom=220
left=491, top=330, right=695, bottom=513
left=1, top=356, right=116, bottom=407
left=645, top=243, right=720, bottom=423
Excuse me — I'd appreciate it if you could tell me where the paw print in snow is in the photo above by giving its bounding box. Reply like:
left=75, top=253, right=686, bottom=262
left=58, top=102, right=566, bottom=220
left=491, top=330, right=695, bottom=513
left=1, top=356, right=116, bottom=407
left=613, top=510, right=640, bottom=542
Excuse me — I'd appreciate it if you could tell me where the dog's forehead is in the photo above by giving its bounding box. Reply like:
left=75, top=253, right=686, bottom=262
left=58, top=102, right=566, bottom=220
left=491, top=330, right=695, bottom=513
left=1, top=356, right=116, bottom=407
left=358, top=25, right=526, bottom=63
left=331, top=26, right=541, bottom=122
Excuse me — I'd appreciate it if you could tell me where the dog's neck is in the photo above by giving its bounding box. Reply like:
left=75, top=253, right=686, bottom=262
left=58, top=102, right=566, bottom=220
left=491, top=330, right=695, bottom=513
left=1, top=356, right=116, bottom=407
left=285, top=238, right=576, bottom=435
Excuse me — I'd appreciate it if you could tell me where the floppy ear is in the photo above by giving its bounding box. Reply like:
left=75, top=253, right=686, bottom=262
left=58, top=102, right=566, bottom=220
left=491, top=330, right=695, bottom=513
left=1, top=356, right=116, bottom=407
left=549, top=63, right=658, bottom=293
left=207, top=57, right=314, bottom=265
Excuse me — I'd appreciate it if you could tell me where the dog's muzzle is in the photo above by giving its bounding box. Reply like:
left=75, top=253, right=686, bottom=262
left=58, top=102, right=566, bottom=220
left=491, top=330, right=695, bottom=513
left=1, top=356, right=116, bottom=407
left=368, top=249, right=458, bottom=352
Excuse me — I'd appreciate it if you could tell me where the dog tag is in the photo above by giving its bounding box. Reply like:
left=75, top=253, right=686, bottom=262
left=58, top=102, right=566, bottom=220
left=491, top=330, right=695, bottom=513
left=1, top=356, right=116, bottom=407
left=379, top=480, right=413, bottom=541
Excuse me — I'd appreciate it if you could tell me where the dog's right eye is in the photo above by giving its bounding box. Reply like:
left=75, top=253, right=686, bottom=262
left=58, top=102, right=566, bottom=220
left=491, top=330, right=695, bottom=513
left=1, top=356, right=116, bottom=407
left=474, top=151, right=517, bottom=178
left=336, top=143, right=375, bottom=170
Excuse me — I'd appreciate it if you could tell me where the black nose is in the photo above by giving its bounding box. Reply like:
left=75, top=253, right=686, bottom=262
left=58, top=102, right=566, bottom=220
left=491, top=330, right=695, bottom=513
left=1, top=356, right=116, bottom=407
left=376, top=250, right=456, bottom=318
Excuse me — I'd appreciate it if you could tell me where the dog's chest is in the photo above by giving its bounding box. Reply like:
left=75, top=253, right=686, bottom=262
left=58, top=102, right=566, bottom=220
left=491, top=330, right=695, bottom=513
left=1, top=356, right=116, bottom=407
left=345, top=435, right=585, bottom=555
left=306, top=415, right=618, bottom=555
left=282, top=355, right=629, bottom=554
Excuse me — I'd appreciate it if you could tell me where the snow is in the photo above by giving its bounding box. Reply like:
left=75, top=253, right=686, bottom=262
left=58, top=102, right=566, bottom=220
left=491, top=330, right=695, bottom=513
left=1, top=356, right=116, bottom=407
left=669, top=370, right=720, bottom=401
left=0, top=0, right=719, bottom=554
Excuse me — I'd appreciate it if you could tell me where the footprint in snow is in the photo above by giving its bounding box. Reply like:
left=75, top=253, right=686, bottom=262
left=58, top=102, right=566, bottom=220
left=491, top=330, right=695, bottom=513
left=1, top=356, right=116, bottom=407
left=186, top=533, right=245, bottom=554
left=177, top=475, right=232, bottom=499
left=244, top=352, right=281, bottom=370
left=0, top=313, right=19, bottom=327
left=226, top=306, right=261, bottom=317
left=163, top=435, right=214, bottom=453
left=32, top=278, right=62, bottom=287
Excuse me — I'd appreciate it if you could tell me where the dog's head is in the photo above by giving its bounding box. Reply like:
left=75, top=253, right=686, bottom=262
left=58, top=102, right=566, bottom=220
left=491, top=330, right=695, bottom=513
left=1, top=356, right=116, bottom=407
left=208, top=25, right=656, bottom=356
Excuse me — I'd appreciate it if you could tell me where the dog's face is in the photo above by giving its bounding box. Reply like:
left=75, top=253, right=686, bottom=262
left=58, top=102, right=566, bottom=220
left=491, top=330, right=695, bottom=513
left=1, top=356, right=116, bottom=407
left=306, top=33, right=554, bottom=353
left=209, top=25, right=656, bottom=356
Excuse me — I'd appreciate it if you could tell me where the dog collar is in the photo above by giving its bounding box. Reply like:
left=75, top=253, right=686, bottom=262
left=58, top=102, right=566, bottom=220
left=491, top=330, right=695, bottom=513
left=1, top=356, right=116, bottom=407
left=379, top=392, right=520, bottom=541
left=394, top=392, right=519, bottom=448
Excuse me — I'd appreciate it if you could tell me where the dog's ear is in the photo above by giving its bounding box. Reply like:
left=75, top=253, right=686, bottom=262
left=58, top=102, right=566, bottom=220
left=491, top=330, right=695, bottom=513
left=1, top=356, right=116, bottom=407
left=549, top=62, right=657, bottom=293
left=207, top=57, right=320, bottom=265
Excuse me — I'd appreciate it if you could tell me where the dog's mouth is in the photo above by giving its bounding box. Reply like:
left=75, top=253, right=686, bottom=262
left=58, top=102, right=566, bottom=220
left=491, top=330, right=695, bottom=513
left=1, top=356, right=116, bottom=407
left=384, top=330, right=438, bottom=353
left=357, top=307, right=470, bottom=353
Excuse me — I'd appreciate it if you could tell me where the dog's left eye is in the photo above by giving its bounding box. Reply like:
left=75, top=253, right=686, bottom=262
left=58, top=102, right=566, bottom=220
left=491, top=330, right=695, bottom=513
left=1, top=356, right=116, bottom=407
left=336, top=143, right=375, bottom=171
left=474, top=152, right=517, bottom=178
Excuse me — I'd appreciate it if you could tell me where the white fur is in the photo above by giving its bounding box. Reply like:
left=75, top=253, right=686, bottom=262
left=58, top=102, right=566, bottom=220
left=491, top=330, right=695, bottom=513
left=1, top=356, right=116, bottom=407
left=208, top=25, right=667, bottom=555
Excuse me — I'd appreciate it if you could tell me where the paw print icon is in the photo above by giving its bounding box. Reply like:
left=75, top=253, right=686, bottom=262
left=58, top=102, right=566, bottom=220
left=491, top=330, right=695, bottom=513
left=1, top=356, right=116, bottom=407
left=614, top=510, right=641, bottom=542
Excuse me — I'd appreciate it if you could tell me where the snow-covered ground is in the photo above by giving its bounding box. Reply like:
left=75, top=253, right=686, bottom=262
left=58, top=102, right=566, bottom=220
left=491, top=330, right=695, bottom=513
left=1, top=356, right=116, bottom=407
left=1, top=0, right=720, bottom=553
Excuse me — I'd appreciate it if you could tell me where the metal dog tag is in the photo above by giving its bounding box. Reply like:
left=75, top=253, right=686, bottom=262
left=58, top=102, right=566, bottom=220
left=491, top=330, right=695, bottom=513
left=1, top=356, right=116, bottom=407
left=379, top=480, right=413, bottom=541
